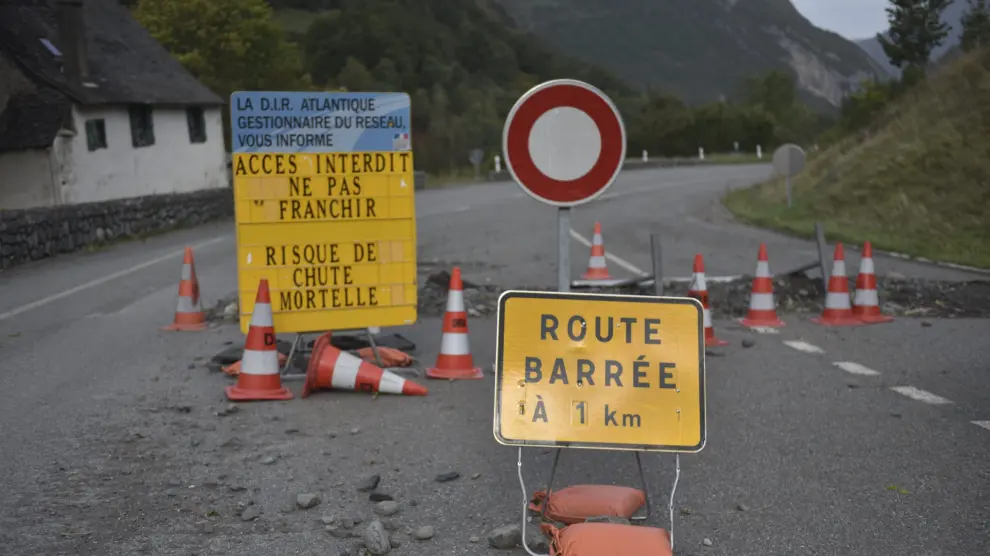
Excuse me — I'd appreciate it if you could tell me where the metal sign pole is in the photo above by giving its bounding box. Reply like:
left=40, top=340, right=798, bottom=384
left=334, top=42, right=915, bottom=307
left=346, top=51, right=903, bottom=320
left=557, top=207, right=571, bottom=293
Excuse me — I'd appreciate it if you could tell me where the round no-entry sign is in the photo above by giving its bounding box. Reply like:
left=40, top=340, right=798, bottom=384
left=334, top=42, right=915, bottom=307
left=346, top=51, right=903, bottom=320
left=502, top=79, right=626, bottom=207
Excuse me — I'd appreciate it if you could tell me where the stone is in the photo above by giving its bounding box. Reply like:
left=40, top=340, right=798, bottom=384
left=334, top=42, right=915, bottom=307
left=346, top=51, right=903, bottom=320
left=328, top=527, right=353, bottom=539
left=320, top=515, right=335, bottom=526
left=703, top=538, right=713, bottom=547
left=374, top=501, right=399, bottom=516
left=413, top=526, right=435, bottom=540
left=435, top=471, right=460, bottom=483
left=736, top=503, right=750, bottom=512
left=296, top=493, right=321, bottom=509
left=388, top=534, right=402, bottom=548
left=260, top=456, right=277, bottom=465
left=487, top=524, right=521, bottom=549
left=339, top=517, right=355, bottom=529
left=471, top=473, right=481, bottom=480
left=357, top=474, right=381, bottom=492
left=240, top=507, right=261, bottom=521
left=369, top=492, right=393, bottom=502
left=363, top=520, right=391, bottom=555
left=742, top=339, right=756, bottom=348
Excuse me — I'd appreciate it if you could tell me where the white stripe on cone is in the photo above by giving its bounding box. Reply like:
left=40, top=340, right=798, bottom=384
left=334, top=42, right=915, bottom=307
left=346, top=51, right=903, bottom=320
left=825, top=292, right=851, bottom=309
left=177, top=296, right=201, bottom=313
left=378, top=372, right=407, bottom=395
left=440, top=332, right=471, bottom=355
left=832, top=260, right=847, bottom=276
left=332, top=350, right=363, bottom=389
left=756, top=261, right=771, bottom=277
left=592, top=234, right=603, bottom=245
left=749, top=292, right=776, bottom=311
left=241, top=348, right=280, bottom=375
left=252, top=302, right=274, bottom=327
left=691, top=272, right=707, bottom=292
left=445, top=289, right=465, bottom=312
left=860, top=258, right=875, bottom=274
left=181, top=264, right=192, bottom=281
left=703, top=308, right=712, bottom=328
left=588, top=256, right=607, bottom=268
left=854, top=288, right=879, bottom=306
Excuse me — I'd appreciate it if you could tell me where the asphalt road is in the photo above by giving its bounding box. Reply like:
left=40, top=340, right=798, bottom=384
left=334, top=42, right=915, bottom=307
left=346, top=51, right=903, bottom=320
left=0, top=164, right=987, bottom=556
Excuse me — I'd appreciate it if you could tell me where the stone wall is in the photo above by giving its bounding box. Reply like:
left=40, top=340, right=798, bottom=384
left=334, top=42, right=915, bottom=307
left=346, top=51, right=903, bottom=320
left=0, top=188, right=233, bottom=269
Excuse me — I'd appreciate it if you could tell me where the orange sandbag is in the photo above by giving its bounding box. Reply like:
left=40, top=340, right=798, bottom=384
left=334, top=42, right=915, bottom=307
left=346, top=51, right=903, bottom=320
left=528, top=485, right=646, bottom=524
left=542, top=522, right=672, bottom=556
left=355, top=346, right=413, bottom=367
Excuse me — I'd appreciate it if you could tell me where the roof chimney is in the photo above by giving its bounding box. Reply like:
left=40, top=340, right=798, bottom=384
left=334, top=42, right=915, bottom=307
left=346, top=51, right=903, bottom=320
left=56, top=0, right=89, bottom=82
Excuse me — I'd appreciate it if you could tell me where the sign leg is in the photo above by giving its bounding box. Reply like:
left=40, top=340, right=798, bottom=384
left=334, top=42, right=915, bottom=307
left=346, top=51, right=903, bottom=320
left=280, top=333, right=303, bottom=375
left=557, top=208, right=571, bottom=293
left=814, top=222, right=829, bottom=292
left=668, top=454, right=681, bottom=551
left=650, top=233, right=664, bottom=296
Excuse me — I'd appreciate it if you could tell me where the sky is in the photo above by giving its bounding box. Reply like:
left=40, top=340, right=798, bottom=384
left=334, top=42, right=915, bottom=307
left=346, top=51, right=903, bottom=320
left=791, top=0, right=890, bottom=40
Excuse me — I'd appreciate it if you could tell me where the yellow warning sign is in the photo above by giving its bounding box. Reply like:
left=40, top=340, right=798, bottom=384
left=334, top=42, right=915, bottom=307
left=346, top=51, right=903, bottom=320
left=232, top=151, right=417, bottom=334
left=493, top=291, right=706, bottom=453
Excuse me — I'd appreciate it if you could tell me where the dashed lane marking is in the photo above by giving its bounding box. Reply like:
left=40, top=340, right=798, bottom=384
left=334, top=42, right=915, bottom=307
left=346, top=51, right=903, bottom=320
left=832, top=361, right=880, bottom=376
left=783, top=340, right=824, bottom=354
left=971, top=421, right=990, bottom=431
left=750, top=326, right=781, bottom=335
left=889, top=386, right=953, bottom=405
left=0, top=235, right=232, bottom=323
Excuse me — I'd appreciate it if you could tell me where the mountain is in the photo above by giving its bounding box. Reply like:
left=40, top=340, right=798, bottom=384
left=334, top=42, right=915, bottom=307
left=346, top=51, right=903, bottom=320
left=493, top=0, right=887, bottom=108
left=856, top=0, right=968, bottom=77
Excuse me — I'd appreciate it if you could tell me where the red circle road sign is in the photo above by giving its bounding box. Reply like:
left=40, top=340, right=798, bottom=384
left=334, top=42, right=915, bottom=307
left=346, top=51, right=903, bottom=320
left=502, top=79, right=627, bottom=207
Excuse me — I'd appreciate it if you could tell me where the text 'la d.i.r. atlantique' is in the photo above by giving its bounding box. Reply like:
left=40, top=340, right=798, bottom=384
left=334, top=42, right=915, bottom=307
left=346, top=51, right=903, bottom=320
left=234, top=96, right=407, bottom=150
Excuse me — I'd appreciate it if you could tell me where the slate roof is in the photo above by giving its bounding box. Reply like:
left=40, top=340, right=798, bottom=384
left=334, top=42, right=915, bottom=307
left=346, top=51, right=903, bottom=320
left=0, top=0, right=224, bottom=151
left=0, top=0, right=224, bottom=107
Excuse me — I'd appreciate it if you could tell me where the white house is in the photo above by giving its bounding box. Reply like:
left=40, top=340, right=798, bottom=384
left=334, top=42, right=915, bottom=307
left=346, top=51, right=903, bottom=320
left=0, top=0, right=226, bottom=210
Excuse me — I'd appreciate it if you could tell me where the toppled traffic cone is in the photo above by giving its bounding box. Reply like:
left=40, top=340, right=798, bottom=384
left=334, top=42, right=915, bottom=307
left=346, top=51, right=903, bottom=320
left=740, top=243, right=785, bottom=328
left=225, top=279, right=293, bottom=401
left=812, top=243, right=862, bottom=326
left=162, top=247, right=206, bottom=331
left=302, top=332, right=427, bottom=397
left=853, top=241, right=894, bottom=324
left=687, top=254, right=728, bottom=346
left=581, top=222, right=612, bottom=281
left=426, top=266, right=483, bottom=380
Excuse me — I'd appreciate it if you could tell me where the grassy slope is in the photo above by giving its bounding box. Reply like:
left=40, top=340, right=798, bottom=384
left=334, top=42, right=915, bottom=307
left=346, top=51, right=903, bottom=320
left=724, top=47, right=990, bottom=269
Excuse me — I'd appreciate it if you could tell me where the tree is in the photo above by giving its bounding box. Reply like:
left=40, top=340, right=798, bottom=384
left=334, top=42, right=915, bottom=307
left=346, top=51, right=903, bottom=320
left=134, top=0, right=309, bottom=99
left=961, top=0, right=990, bottom=52
left=876, top=0, right=953, bottom=73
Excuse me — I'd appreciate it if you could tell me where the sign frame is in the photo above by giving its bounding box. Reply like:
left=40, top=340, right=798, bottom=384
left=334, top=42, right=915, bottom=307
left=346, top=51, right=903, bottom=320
left=229, top=90, right=418, bottom=335
left=492, top=290, right=707, bottom=454
left=501, top=79, right=627, bottom=208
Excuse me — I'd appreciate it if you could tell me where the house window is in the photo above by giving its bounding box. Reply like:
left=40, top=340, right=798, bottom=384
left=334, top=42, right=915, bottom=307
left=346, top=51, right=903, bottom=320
left=186, top=107, right=207, bottom=143
left=85, top=119, right=107, bottom=151
left=128, top=105, right=155, bottom=148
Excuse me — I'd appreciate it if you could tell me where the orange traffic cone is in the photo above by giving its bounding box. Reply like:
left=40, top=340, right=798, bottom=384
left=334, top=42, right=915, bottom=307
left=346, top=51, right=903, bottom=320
left=812, top=243, right=862, bottom=326
left=426, top=267, right=483, bottom=380
left=581, top=222, right=612, bottom=281
left=853, top=241, right=894, bottom=324
left=302, top=332, right=428, bottom=397
left=225, top=279, right=293, bottom=401
left=688, top=254, right=728, bottom=346
left=740, top=243, right=785, bottom=328
left=162, top=247, right=206, bottom=331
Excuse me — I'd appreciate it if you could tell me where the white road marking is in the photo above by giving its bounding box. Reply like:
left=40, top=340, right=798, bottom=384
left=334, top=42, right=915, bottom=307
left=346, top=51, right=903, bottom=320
left=783, top=340, right=824, bottom=354
left=569, top=228, right=649, bottom=276
left=832, top=361, right=880, bottom=376
left=971, top=421, right=990, bottom=431
left=0, top=235, right=231, bottom=322
left=750, top=326, right=780, bottom=335
left=889, top=386, right=953, bottom=405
